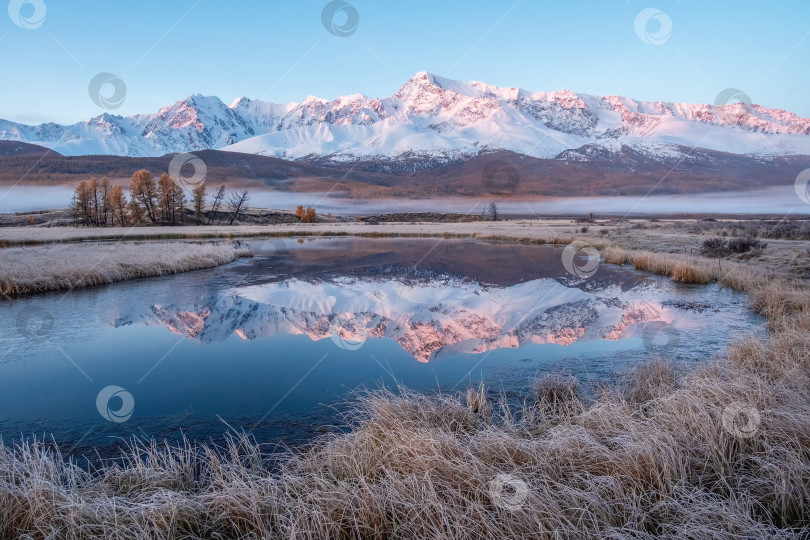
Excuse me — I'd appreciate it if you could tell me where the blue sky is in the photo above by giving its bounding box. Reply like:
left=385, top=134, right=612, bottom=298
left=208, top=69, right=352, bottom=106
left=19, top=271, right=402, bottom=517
left=1, top=0, right=808, bottom=124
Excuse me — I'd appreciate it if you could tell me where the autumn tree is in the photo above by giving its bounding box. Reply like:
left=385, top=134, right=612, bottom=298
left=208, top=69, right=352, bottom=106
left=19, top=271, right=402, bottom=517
left=128, top=197, right=144, bottom=224
left=88, top=177, right=102, bottom=225
left=129, top=170, right=158, bottom=223
left=172, top=182, right=186, bottom=224
left=157, top=173, right=174, bottom=223
left=71, top=181, right=92, bottom=226
left=191, top=183, right=206, bottom=224
left=97, top=177, right=112, bottom=226
left=156, top=173, right=187, bottom=224
left=295, top=205, right=317, bottom=223
left=70, top=177, right=112, bottom=227
left=108, top=184, right=127, bottom=226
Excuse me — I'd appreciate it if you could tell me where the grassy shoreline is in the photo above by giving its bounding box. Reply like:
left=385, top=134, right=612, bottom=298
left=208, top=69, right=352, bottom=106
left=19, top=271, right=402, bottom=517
left=0, top=241, right=252, bottom=297
left=0, top=223, right=808, bottom=537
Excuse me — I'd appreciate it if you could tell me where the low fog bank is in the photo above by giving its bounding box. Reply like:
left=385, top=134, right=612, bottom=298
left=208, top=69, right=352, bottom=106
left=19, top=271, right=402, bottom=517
left=2, top=185, right=808, bottom=217
left=0, top=186, right=74, bottom=213
left=227, top=186, right=810, bottom=216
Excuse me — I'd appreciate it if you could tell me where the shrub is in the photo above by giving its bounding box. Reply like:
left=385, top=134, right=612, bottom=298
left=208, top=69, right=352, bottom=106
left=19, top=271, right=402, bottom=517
left=701, top=237, right=767, bottom=257
left=295, top=205, right=317, bottom=223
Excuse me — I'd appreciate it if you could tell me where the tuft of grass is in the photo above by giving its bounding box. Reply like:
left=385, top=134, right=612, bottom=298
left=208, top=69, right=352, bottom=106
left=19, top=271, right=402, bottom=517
left=627, top=360, right=677, bottom=405
left=532, top=372, right=583, bottom=423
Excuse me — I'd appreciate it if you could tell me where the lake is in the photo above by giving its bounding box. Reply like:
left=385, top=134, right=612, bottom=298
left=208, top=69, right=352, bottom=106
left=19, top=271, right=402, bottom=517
left=0, top=237, right=765, bottom=455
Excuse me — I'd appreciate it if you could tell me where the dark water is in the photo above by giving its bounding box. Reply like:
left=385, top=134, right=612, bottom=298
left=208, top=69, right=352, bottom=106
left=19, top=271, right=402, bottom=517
left=0, top=237, right=765, bottom=455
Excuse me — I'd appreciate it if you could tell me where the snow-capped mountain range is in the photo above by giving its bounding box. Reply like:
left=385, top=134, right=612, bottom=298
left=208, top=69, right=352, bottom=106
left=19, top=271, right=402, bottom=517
left=2, top=71, right=809, bottom=161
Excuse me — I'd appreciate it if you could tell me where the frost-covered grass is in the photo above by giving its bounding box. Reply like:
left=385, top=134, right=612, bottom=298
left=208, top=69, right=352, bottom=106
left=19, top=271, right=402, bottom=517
left=0, top=241, right=251, bottom=296
left=0, top=228, right=808, bottom=538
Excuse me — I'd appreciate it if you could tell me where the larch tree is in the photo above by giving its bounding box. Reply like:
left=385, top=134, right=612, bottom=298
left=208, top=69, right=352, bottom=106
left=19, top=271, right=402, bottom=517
left=129, top=170, right=158, bottom=223
left=98, top=177, right=112, bottom=226
left=295, top=205, right=316, bottom=223
left=71, top=181, right=92, bottom=226
left=108, top=184, right=127, bottom=227
left=192, top=183, right=207, bottom=224
left=171, top=181, right=186, bottom=224
left=157, top=173, right=175, bottom=223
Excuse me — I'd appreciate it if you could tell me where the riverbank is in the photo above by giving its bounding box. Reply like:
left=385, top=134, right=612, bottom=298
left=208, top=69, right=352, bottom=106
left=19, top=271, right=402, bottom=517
left=0, top=241, right=252, bottom=297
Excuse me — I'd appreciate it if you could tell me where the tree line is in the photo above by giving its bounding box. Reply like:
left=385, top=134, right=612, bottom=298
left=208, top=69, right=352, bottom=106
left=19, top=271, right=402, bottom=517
left=70, top=170, right=250, bottom=227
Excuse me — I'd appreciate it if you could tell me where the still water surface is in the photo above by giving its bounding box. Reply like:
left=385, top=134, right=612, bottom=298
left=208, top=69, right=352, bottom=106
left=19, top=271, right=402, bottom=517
left=0, top=237, right=764, bottom=454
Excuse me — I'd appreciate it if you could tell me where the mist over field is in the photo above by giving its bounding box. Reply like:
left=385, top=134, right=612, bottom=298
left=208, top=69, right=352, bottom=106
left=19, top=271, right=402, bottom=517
left=0, top=186, right=74, bottom=213
left=3, top=185, right=808, bottom=216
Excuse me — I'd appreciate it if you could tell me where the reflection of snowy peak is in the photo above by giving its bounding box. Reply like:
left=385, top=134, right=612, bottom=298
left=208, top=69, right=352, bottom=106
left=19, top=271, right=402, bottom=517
left=2, top=71, right=808, bottom=160
left=115, top=278, right=669, bottom=362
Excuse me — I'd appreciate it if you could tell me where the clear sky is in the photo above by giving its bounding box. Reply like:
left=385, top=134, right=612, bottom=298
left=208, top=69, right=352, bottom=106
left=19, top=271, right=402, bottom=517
left=1, top=0, right=808, bottom=125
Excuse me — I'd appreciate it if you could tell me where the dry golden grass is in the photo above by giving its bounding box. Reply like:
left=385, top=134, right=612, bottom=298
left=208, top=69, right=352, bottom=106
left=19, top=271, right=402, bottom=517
left=0, top=339, right=807, bottom=538
left=0, top=231, right=808, bottom=538
left=0, top=241, right=252, bottom=296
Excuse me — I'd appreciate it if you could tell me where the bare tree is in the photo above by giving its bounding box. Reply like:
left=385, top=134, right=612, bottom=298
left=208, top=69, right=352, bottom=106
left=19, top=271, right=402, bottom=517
left=209, top=185, right=226, bottom=225
left=227, top=190, right=250, bottom=225
left=487, top=202, right=498, bottom=222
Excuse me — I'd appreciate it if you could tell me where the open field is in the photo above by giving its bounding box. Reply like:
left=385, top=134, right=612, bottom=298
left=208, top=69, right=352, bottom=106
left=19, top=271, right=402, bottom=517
left=1, top=217, right=808, bottom=281
left=0, top=241, right=252, bottom=297
left=0, top=219, right=809, bottom=537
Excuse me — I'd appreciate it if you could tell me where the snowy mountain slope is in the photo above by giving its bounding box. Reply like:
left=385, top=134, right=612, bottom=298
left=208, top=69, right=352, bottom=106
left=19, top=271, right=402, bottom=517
left=2, top=71, right=809, bottom=160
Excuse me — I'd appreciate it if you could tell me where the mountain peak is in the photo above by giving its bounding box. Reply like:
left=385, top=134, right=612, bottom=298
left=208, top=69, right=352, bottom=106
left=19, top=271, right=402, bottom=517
left=229, top=96, right=251, bottom=109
